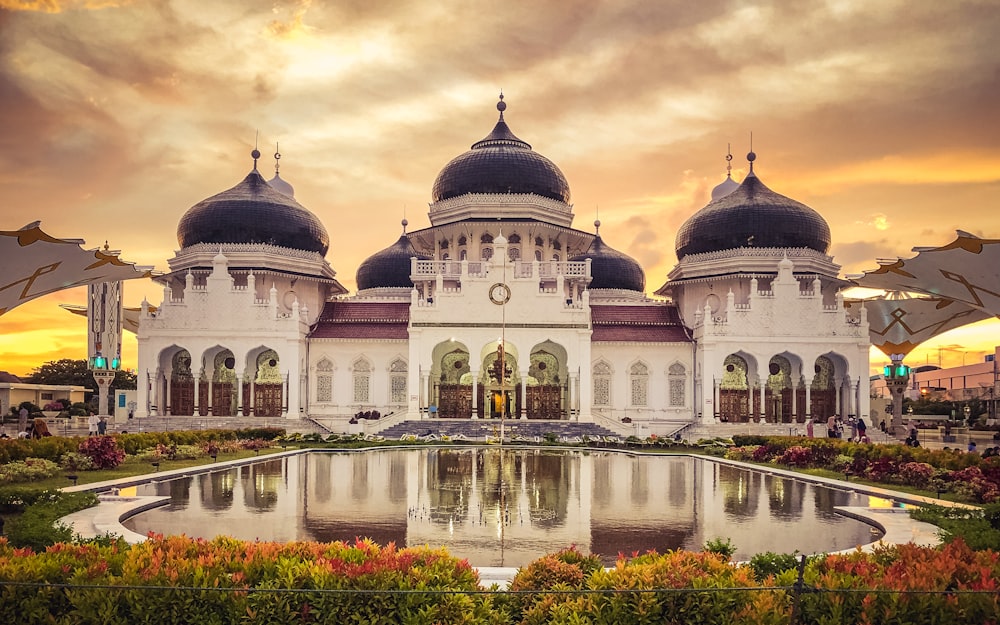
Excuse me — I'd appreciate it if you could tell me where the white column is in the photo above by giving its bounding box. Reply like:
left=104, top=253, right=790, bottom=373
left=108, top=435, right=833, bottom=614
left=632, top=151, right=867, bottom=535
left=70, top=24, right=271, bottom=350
left=192, top=375, right=200, bottom=417
left=520, top=371, right=528, bottom=420
left=713, top=379, right=720, bottom=421
left=234, top=369, right=244, bottom=415
left=804, top=377, right=813, bottom=419
left=420, top=371, right=429, bottom=418
left=471, top=370, right=479, bottom=419
left=835, top=380, right=843, bottom=415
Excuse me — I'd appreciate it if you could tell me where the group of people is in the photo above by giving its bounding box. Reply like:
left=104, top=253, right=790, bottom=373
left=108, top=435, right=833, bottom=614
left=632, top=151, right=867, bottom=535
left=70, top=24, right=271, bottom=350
left=817, top=415, right=869, bottom=442
left=87, top=412, right=108, bottom=435
left=7, top=405, right=109, bottom=438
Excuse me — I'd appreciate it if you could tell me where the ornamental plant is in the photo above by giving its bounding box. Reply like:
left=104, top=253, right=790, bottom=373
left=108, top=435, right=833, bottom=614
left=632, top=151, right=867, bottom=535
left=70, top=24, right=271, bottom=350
left=77, top=436, right=125, bottom=469
left=0, top=457, right=61, bottom=483
left=777, top=445, right=812, bottom=467
left=897, top=461, right=935, bottom=488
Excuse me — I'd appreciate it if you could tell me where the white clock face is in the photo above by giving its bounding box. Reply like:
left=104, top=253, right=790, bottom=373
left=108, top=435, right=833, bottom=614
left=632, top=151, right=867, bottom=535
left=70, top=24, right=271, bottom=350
left=489, top=282, right=511, bottom=305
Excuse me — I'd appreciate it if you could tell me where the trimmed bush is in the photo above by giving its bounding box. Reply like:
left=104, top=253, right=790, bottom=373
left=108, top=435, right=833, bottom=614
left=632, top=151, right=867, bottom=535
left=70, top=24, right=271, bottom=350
left=0, top=457, right=61, bottom=483
left=77, top=436, right=125, bottom=470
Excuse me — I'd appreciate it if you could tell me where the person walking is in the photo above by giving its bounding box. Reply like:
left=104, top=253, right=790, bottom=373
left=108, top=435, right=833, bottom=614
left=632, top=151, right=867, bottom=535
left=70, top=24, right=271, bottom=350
left=97, top=416, right=107, bottom=436
left=856, top=417, right=868, bottom=443
left=87, top=412, right=99, bottom=436
left=806, top=418, right=814, bottom=438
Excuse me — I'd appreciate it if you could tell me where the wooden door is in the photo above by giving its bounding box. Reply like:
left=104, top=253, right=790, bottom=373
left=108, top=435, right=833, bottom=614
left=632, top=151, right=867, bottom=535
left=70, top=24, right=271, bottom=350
left=254, top=383, right=283, bottom=417
left=213, top=383, right=234, bottom=416
left=170, top=379, right=194, bottom=416
left=719, top=389, right=749, bottom=422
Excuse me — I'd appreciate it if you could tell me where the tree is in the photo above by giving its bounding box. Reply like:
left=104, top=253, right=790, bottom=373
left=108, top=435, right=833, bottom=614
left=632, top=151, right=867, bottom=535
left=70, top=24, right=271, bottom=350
left=25, top=359, right=94, bottom=388
left=24, top=359, right=137, bottom=391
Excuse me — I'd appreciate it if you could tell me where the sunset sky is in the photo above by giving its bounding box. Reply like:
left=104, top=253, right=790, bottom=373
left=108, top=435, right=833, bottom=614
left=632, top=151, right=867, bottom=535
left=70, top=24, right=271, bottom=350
left=1, top=0, right=998, bottom=378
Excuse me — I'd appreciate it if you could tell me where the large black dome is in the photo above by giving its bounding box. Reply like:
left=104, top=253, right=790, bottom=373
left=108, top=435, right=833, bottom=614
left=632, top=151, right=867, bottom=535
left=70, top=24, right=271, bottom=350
left=356, top=233, right=431, bottom=290
left=675, top=172, right=830, bottom=259
left=570, top=234, right=645, bottom=292
left=177, top=169, right=329, bottom=255
left=431, top=97, right=571, bottom=203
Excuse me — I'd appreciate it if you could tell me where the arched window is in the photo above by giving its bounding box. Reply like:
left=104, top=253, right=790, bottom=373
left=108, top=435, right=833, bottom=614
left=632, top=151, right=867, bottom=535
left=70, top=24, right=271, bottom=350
left=481, top=247, right=493, bottom=261
left=508, top=247, right=520, bottom=261
left=508, top=234, right=521, bottom=244
left=630, top=362, right=649, bottom=407
left=592, top=361, right=612, bottom=407
left=389, top=358, right=407, bottom=404
left=668, top=363, right=686, bottom=407
left=481, top=233, right=494, bottom=244
left=316, top=358, right=333, bottom=402
left=352, top=358, right=372, bottom=404
left=534, top=249, right=543, bottom=261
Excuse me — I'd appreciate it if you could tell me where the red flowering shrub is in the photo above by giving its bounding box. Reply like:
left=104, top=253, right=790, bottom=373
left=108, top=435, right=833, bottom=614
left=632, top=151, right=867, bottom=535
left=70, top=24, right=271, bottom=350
left=77, top=436, right=125, bottom=469
left=897, top=462, right=935, bottom=488
left=949, top=466, right=1000, bottom=503
left=752, top=444, right=782, bottom=463
left=777, top=445, right=813, bottom=467
left=865, top=457, right=899, bottom=483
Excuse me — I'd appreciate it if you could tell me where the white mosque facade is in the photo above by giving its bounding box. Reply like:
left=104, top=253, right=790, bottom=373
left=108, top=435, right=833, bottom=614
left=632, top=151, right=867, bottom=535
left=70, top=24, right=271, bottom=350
left=135, top=98, right=870, bottom=432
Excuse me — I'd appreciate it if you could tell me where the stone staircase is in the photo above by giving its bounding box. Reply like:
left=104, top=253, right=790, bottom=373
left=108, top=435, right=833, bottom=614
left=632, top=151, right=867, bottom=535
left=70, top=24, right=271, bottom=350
left=376, top=419, right=621, bottom=442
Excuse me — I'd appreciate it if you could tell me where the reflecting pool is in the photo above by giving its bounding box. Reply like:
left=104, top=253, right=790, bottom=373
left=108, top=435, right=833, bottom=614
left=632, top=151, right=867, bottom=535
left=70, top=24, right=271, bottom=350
left=124, top=448, right=881, bottom=567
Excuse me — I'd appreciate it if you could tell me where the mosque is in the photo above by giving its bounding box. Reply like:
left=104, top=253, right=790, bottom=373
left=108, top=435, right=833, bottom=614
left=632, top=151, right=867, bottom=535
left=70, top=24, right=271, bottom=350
left=135, top=96, right=871, bottom=433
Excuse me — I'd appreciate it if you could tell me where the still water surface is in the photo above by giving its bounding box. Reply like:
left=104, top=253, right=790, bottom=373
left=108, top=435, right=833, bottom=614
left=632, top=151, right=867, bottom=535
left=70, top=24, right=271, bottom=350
left=124, top=448, right=881, bottom=567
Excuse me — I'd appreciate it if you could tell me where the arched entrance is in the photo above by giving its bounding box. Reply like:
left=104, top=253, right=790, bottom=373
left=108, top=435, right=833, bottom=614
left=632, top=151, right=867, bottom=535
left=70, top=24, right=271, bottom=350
left=252, top=350, right=283, bottom=417
left=436, top=348, right=472, bottom=418
left=481, top=347, right=519, bottom=419
left=212, top=350, right=237, bottom=416
left=169, top=350, right=195, bottom=415
left=526, top=350, right=562, bottom=419
left=719, top=354, right=751, bottom=422
left=765, top=356, right=794, bottom=423
left=810, top=356, right=837, bottom=420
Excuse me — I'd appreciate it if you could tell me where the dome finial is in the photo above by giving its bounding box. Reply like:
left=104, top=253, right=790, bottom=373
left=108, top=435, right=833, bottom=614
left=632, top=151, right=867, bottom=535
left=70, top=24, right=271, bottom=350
left=747, top=132, right=756, bottom=175
left=497, top=91, right=506, bottom=120
left=401, top=217, right=408, bottom=234
left=274, top=142, right=281, bottom=176
left=711, top=144, right=740, bottom=200
left=594, top=205, right=601, bottom=235
left=251, top=130, right=261, bottom=170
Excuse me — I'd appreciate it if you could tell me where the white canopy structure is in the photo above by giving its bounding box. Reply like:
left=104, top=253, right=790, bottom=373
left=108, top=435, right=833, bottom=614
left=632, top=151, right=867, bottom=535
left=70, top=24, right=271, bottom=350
left=0, top=223, right=153, bottom=316
left=849, top=231, right=1000, bottom=356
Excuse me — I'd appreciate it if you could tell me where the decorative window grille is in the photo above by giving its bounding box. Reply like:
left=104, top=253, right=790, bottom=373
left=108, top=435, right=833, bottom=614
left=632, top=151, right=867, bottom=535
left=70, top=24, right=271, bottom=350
left=317, top=376, right=332, bottom=402
left=353, top=359, right=371, bottom=404
left=592, top=361, right=612, bottom=406
left=630, top=362, right=649, bottom=407
left=668, top=363, right=686, bottom=407
left=389, top=359, right=407, bottom=404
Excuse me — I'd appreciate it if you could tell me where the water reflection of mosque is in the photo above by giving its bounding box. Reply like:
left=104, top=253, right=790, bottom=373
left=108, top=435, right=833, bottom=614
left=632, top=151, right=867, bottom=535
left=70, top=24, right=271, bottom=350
left=134, top=450, right=877, bottom=566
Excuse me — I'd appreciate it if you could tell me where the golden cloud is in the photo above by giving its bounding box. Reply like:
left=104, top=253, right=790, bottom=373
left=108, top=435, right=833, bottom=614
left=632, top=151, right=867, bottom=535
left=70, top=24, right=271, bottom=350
left=0, top=0, right=131, bottom=12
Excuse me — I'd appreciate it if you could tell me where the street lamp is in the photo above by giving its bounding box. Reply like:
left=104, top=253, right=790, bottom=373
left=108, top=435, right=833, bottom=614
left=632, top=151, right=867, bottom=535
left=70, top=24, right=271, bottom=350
left=883, top=353, right=911, bottom=436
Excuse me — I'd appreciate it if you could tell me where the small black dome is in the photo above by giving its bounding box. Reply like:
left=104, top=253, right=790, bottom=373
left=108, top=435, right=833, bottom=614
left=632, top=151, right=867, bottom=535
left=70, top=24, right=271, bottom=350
left=570, top=235, right=645, bottom=292
left=675, top=173, right=830, bottom=259
left=356, top=234, right=431, bottom=290
left=431, top=99, right=571, bottom=203
left=177, top=170, right=329, bottom=254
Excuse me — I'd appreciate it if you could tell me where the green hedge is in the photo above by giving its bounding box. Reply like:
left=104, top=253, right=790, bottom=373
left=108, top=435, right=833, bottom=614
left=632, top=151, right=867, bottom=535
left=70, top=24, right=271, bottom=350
left=0, top=428, right=285, bottom=463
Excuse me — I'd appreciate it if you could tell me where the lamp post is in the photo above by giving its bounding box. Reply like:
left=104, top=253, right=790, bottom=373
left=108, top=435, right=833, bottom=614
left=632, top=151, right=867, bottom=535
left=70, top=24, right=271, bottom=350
left=87, top=279, right=124, bottom=423
left=883, top=353, right=911, bottom=436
